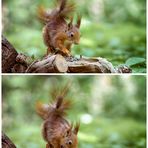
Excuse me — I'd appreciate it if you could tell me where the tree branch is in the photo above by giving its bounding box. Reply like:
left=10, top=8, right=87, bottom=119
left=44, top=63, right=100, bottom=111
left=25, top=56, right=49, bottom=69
left=2, top=36, right=132, bottom=73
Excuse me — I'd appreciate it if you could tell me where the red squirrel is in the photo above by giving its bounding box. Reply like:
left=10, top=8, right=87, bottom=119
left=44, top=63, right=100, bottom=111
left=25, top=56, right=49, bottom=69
left=38, top=0, right=81, bottom=56
left=36, top=87, right=79, bottom=148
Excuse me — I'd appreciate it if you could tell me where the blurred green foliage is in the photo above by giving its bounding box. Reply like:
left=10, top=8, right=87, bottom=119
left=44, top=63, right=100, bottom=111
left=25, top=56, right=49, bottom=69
left=2, top=0, right=146, bottom=73
left=2, top=76, right=146, bottom=147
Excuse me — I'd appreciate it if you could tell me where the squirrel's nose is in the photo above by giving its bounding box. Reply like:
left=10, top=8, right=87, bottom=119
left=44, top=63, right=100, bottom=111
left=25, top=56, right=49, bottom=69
left=67, top=140, right=72, bottom=145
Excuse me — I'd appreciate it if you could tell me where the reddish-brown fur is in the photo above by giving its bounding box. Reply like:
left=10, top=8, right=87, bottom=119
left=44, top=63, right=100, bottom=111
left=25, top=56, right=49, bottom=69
left=38, top=0, right=81, bottom=56
left=36, top=94, right=79, bottom=148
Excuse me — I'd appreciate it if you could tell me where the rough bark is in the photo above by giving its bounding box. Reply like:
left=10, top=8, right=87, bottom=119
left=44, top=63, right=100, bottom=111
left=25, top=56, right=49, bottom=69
left=26, top=54, right=68, bottom=73
left=66, top=56, right=116, bottom=73
left=2, top=132, right=16, bottom=148
left=2, top=35, right=18, bottom=73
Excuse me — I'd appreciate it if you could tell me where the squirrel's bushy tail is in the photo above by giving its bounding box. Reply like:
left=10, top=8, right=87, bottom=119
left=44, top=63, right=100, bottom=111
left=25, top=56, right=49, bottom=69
left=52, top=96, right=71, bottom=116
left=38, top=6, right=52, bottom=23
left=38, top=0, right=75, bottom=23
left=58, top=0, right=75, bottom=18
left=36, top=96, right=71, bottom=120
left=36, top=101, right=50, bottom=120
left=36, top=82, right=72, bottom=120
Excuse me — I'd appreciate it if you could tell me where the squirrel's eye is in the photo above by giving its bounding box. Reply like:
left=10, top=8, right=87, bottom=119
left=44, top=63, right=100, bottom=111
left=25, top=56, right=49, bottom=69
left=65, top=130, right=69, bottom=136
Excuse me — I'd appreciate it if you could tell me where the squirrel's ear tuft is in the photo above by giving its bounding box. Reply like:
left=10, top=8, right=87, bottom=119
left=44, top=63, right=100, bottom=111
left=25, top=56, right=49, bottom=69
left=76, top=15, right=81, bottom=28
left=73, top=122, right=80, bottom=135
left=68, top=16, right=73, bottom=28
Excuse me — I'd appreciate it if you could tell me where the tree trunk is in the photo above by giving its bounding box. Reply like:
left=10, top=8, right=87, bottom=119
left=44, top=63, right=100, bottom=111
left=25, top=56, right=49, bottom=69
left=2, top=132, right=16, bottom=148
left=2, top=36, right=18, bottom=73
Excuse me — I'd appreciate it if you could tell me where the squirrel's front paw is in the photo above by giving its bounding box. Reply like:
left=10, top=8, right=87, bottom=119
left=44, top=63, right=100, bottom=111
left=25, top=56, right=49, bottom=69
left=63, top=50, right=71, bottom=57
